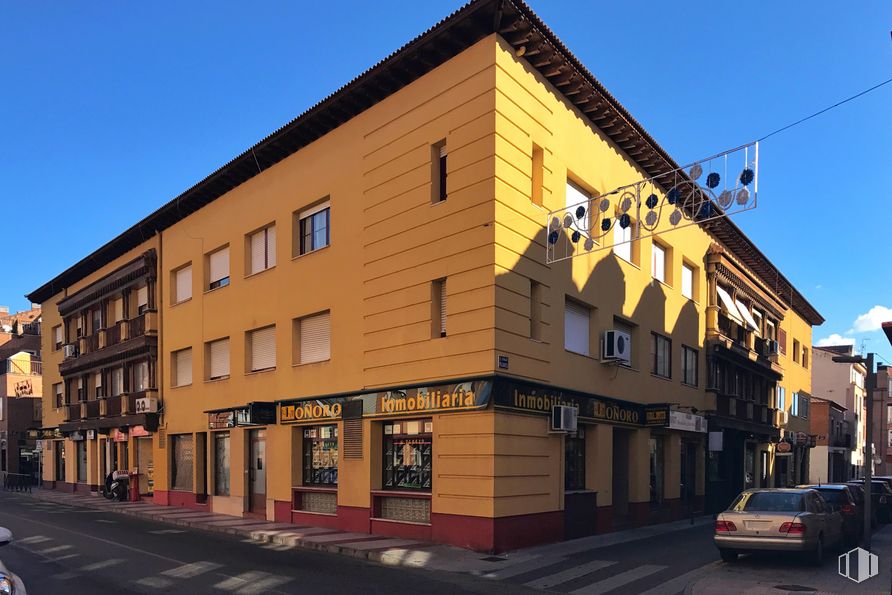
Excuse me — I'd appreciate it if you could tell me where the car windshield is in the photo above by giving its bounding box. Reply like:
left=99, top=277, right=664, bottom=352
left=815, top=490, right=847, bottom=504
left=731, top=492, right=805, bottom=512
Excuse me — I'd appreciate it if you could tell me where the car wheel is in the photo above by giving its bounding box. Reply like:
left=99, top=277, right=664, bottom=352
left=719, top=550, right=738, bottom=563
left=809, top=535, right=824, bottom=566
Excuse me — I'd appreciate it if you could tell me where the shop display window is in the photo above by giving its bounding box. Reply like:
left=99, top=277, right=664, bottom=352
left=383, top=419, right=432, bottom=491
left=303, top=425, right=338, bottom=486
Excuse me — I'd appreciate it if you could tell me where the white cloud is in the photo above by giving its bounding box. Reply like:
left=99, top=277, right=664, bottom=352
left=816, top=333, right=856, bottom=347
left=851, top=305, right=892, bottom=333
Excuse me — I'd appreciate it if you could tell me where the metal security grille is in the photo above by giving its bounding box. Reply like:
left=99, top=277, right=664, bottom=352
left=380, top=496, right=430, bottom=524
left=343, top=418, right=363, bottom=460
left=302, top=491, right=337, bottom=514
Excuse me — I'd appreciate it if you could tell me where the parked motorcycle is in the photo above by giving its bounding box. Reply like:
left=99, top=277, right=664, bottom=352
left=99, top=471, right=129, bottom=502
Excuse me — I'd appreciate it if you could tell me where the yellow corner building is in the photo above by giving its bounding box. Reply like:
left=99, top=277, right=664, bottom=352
left=28, top=0, right=822, bottom=552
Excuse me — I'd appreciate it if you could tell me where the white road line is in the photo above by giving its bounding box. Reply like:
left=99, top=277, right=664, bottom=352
left=571, top=564, right=666, bottom=595
left=41, top=553, right=80, bottom=564
left=236, top=575, right=294, bottom=594
left=134, top=576, right=176, bottom=589
left=214, top=571, right=270, bottom=591
left=525, top=560, right=616, bottom=589
left=95, top=519, right=117, bottom=523
left=483, top=556, right=568, bottom=580
left=18, top=535, right=51, bottom=544
left=162, top=561, right=224, bottom=578
left=149, top=529, right=187, bottom=535
left=36, top=545, right=73, bottom=555
left=80, top=558, right=125, bottom=571
left=635, top=562, right=721, bottom=595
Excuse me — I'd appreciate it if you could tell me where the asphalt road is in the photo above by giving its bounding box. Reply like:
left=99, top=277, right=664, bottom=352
left=0, top=491, right=532, bottom=595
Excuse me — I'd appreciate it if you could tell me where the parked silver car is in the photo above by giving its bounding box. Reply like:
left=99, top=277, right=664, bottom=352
left=714, top=488, right=844, bottom=564
left=0, top=528, right=26, bottom=594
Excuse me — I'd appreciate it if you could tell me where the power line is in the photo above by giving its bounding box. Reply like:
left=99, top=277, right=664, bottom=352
left=756, top=76, right=892, bottom=142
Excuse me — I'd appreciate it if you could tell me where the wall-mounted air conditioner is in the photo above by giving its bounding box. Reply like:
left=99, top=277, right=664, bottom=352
left=550, top=405, right=578, bottom=432
left=63, top=344, right=78, bottom=358
left=601, top=330, right=631, bottom=364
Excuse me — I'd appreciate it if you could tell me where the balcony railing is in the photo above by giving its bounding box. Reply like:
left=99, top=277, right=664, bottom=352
left=3, top=359, right=42, bottom=375
left=64, top=404, right=81, bottom=422
left=83, top=332, right=100, bottom=353
left=84, top=400, right=100, bottom=419
left=128, top=314, right=146, bottom=338
left=106, top=324, right=121, bottom=346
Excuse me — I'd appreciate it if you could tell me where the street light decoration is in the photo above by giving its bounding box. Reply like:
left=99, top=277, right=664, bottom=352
left=546, top=141, right=759, bottom=263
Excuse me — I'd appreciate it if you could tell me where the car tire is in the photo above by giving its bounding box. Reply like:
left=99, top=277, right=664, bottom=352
left=719, top=550, right=738, bottom=563
left=809, top=535, right=824, bottom=566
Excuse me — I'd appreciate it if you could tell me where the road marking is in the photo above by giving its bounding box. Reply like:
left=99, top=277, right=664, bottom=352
left=41, top=554, right=80, bottom=563
left=134, top=576, right=176, bottom=589
left=18, top=535, right=52, bottom=544
left=36, top=545, right=74, bottom=555
left=80, top=558, right=125, bottom=571
left=95, top=519, right=117, bottom=523
left=636, top=561, right=721, bottom=595
left=149, top=529, right=187, bottom=535
left=525, top=559, right=616, bottom=589
left=483, top=556, right=568, bottom=579
left=162, top=561, right=224, bottom=578
left=570, top=564, right=666, bottom=595
left=236, top=575, right=294, bottom=594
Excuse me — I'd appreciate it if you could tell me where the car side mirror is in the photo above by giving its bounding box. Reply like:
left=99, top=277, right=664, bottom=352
left=0, top=527, right=12, bottom=547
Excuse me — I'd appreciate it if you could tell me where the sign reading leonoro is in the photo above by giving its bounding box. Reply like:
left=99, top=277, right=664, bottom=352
left=280, top=380, right=492, bottom=424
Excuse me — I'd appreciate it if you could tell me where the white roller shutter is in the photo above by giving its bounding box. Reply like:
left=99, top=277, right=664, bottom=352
left=175, top=265, right=192, bottom=303
left=651, top=243, right=665, bottom=283
left=249, top=230, right=266, bottom=275
left=250, top=326, right=276, bottom=371
left=564, top=300, right=590, bottom=356
left=54, top=325, right=62, bottom=345
left=681, top=264, right=694, bottom=299
left=137, top=285, right=148, bottom=309
left=209, top=338, right=230, bottom=379
left=174, top=348, right=192, bottom=387
left=111, top=367, right=124, bottom=396
left=113, top=297, right=124, bottom=322
left=266, top=225, right=276, bottom=268
left=300, top=312, right=331, bottom=364
left=209, top=247, right=229, bottom=284
left=613, top=221, right=632, bottom=262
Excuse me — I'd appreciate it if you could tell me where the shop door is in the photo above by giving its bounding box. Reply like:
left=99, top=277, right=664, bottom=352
left=744, top=443, right=755, bottom=490
left=135, top=438, right=154, bottom=495
left=612, top=429, right=630, bottom=522
left=248, top=430, right=267, bottom=514
left=680, top=441, right=696, bottom=505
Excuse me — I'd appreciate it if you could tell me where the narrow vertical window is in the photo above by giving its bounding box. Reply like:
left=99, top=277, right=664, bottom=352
left=530, top=280, right=542, bottom=340
left=214, top=432, right=231, bottom=496
left=172, top=264, right=192, bottom=304
left=172, top=348, right=193, bottom=387
left=295, top=311, right=331, bottom=364
left=681, top=263, right=694, bottom=299
left=531, top=144, right=544, bottom=206
left=651, top=242, right=666, bottom=283
left=564, top=299, right=590, bottom=356
left=207, top=246, right=230, bottom=290
left=650, top=333, right=671, bottom=378
left=431, top=140, right=446, bottom=203
left=431, top=279, right=446, bottom=338
left=248, top=225, right=276, bottom=275
left=207, top=338, right=230, bottom=380
left=295, top=201, right=331, bottom=256
left=248, top=326, right=276, bottom=372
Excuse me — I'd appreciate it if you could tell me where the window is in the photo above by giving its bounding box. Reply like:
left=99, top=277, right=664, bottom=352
left=248, top=326, right=276, bottom=372
left=613, top=212, right=635, bottom=263
left=91, top=307, right=102, bottom=333
left=651, top=242, right=667, bottom=283
left=792, top=393, right=809, bottom=419
left=172, top=348, right=193, bottom=387
left=54, top=383, right=63, bottom=408
left=133, top=361, right=149, bottom=392
left=207, top=246, right=230, bottom=290
left=651, top=333, right=671, bottom=378
left=303, top=425, right=338, bottom=486
left=295, top=311, right=331, bottom=364
left=793, top=339, right=800, bottom=363
left=888, top=429, right=892, bottom=448
left=682, top=346, right=698, bottom=386
left=171, top=434, right=194, bottom=492
left=791, top=392, right=799, bottom=416
left=136, top=285, right=149, bottom=315
left=649, top=436, right=665, bottom=506
left=214, top=432, right=230, bottom=496
left=530, top=280, right=542, bottom=340
left=564, top=299, right=590, bottom=356
left=53, top=325, right=63, bottom=350
left=75, top=316, right=83, bottom=338
left=113, top=296, right=124, bottom=323
left=802, top=347, right=809, bottom=369
left=76, top=377, right=85, bottom=402
left=172, top=264, right=192, bottom=304
left=296, top=202, right=330, bottom=256
left=207, top=338, right=230, bottom=380
left=765, top=319, right=777, bottom=342
left=111, top=367, right=124, bottom=396
left=778, top=327, right=787, bottom=355
left=383, top=419, right=432, bottom=491
left=566, top=179, right=592, bottom=235
left=33, top=399, right=41, bottom=422
left=565, top=428, right=585, bottom=491
left=248, top=225, right=276, bottom=275
left=431, top=279, right=446, bottom=338
left=681, top=263, right=695, bottom=300
left=431, top=141, right=446, bottom=202
left=94, top=371, right=103, bottom=398
left=531, top=144, right=544, bottom=206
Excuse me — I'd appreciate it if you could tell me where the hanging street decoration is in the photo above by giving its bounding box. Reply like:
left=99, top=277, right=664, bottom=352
left=545, top=142, right=758, bottom=264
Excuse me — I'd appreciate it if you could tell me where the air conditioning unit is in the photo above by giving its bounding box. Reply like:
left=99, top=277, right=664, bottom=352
left=601, top=330, right=631, bottom=363
left=550, top=405, right=578, bottom=432
left=63, top=344, right=78, bottom=358
left=776, top=410, right=788, bottom=426
left=767, top=340, right=780, bottom=356
left=135, top=396, right=159, bottom=414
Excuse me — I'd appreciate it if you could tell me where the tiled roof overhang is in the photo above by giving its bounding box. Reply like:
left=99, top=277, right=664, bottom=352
left=26, top=0, right=822, bottom=326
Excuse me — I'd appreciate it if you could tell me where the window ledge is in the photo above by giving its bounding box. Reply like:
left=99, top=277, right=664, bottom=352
left=292, top=359, right=331, bottom=368
left=564, top=489, right=598, bottom=495
left=371, top=489, right=432, bottom=499
left=203, top=284, right=229, bottom=296
left=244, top=265, right=276, bottom=280
left=205, top=376, right=230, bottom=384
left=650, top=373, right=672, bottom=382
left=564, top=348, right=596, bottom=360
left=170, top=383, right=193, bottom=390
left=293, top=509, right=337, bottom=517
left=293, top=485, right=338, bottom=493
left=681, top=382, right=699, bottom=389
left=246, top=368, right=276, bottom=376
left=291, top=244, right=331, bottom=262
left=170, top=297, right=192, bottom=308
left=370, top=517, right=431, bottom=527
left=614, top=255, right=641, bottom=270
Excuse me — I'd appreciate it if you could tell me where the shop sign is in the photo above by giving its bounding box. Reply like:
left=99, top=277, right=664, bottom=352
left=208, top=411, right=235, bottom=429
left=280, top=380, right=492, bottom=424
left=668, top=411, right=707, bottom=433
left=113, top=429, right=128, bottom=442
left=708, top=431, right=723, bottom=451
left=493, top=378, right=661, bottom=427
left=29, top=428, right=63, bottom=440
left=795, top=432, right=808, bottom=446
left=776, top=441, right=792, bottom=453
left=131, top=425, right=151, bottom=438
left=70, top=431, right=86, bottom=442
left=86, top=430, right=96, bottom=440
left=207, top=402, right=277, bottom=429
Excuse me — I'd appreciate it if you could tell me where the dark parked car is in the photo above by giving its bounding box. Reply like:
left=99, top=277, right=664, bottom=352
left=847, top=480, right=892, bottom=523
left=797, top=484, right=862, bottom=545
left=843, top=483, right=877, bottom=527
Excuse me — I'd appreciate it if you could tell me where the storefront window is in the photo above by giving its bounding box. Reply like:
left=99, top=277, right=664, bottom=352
left=214, top=432, right=230, bottom=496
left=649, top=436, right=664, bottom=506
left=76, top=440, right=87, bottom=483
left=171, top=434, right=194, bottom=492
left=383, top=419, right=432, bottom=491
left=303, top=425, right=338, bottom=486
left=565, top=428, right=585, bottom=491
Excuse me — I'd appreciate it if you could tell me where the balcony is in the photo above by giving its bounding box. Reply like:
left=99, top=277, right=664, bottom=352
left=2, top=358, right=42, bottom=376
left=60, top=389, right=160, bottom=432
left=59, top=317, right=158, bottom=377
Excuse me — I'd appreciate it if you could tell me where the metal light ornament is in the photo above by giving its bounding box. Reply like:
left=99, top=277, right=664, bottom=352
left=546, top=141, right=759, bottom=264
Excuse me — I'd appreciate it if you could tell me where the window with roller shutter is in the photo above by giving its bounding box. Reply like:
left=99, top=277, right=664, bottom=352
left=113, top=296, right=124, bottom=322
left=248, top=326, right=276, bottom=372
left=564, top=298, right=590, bottom=356
left=136, top=285, right=149, bottom=314
left=172, top=264, right=192, bottom=304
left=431, top=279, right=446, bottom=338
left=247, top=225, right=276, bottom=275
left=778, top=328, right=787, bottom=355
left=206, top=338, right=230, bottom=380
left=297, top=311, right=331, bottom=364
left=207, top=246, right=230, bottom=290
left=172, top=348, right=193, bottom=387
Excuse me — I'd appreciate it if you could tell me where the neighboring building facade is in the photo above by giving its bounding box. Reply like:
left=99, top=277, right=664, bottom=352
left=808, top=396, right=852, bottom=483
left=0, top=309, right=42, bottom=478
left=876, top=363, right=890, bottom=475
left=29, top=0, right=820, bottom=551
left=813, top=345, right=868, bottom=478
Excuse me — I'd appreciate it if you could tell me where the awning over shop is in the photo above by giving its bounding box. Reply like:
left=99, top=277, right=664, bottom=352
left=735, top=299, right=761, bottom=335
left=60, top=413, right=159, bottom=434
left=204, top=402, right=276, bottom=429
left=716, top=286, right=745, bottom=326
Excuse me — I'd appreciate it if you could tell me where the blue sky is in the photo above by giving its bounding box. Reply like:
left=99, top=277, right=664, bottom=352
left=2, top=1, right=890, bottom=360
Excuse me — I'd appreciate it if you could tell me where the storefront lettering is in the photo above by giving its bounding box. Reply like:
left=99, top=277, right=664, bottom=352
left=281, top=402, right=342, bottom=422
left=381, top=389, right=474, bottom=414
left=512, top=390, right=641, bottom=425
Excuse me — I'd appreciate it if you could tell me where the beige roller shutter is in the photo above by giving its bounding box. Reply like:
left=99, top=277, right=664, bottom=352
left=564, top=300, right=590, bottom=356
left=300, top=312, right=331, bottom=364
left=174, top=348, right=192, bottom=387
left=113, top=297, right=124, bottom=322
left=250, top=230, right=266, bottom=275
left=265, top=225, right=276, bottom=268
left=209, top=247, right=229, bottom=284
left=439, top=280, right=447, bottom=336
left=209, top=338, right=230, bottom=379
left=250, top=326, right=276, bottom=371
left=175, top=265, right=192, bottom=303
left=137, top=285, right=148, bottom=309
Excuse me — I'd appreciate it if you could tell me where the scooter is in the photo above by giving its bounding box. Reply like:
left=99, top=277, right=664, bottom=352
left=99, top=471, right=130, bottom=501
